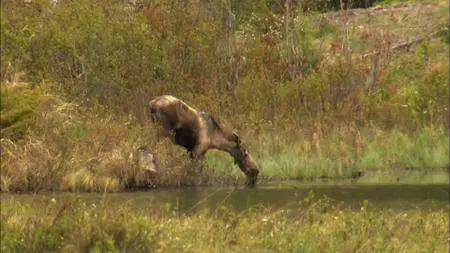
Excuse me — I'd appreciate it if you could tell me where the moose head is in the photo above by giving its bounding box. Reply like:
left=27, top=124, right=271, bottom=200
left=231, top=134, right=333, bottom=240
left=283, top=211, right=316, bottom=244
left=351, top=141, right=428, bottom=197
left=230, top=132, right=259, bottom=187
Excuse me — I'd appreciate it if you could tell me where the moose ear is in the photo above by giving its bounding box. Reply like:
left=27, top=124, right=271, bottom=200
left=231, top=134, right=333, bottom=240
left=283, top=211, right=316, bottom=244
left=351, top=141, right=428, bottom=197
left=178, top=102, right=188, bottom=112
left=232, top=132, right=242, bottom=146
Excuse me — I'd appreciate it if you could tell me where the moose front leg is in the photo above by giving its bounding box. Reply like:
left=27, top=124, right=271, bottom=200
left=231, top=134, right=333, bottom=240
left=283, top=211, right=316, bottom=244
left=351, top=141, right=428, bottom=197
left=244, top=168, right=259, bottom=187
left=190, top=145, right=207, bottom=159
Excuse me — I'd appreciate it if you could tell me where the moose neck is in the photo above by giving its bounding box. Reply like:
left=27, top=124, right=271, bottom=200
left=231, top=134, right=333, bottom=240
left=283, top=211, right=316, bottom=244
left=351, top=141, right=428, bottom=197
left=229, top=146, right=246, bottom=164
left=211, top=134, right=248, bottom=171
left=208, top=128, right=238, bottom=152
left=228, top=143, right=259, bottom=187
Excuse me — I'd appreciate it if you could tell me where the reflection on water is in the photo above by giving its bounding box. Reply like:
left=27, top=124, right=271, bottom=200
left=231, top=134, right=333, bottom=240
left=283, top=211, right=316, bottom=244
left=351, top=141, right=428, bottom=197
left=2, top=183, right=449, bottom=214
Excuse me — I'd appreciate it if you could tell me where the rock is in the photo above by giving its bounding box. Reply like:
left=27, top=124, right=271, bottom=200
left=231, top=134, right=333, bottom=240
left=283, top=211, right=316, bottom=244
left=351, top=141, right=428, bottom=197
left=135, top=146, right=157, bottom=173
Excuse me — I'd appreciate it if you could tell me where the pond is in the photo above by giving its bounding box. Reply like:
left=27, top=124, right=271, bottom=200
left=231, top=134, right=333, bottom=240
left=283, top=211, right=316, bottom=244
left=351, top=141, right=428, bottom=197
left=2, top=182, right=448, bottom=214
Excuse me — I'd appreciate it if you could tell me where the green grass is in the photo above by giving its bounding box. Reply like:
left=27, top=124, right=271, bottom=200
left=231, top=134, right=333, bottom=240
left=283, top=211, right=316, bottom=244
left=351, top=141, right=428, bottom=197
left=1, top=195, right=448, bottom=253
left=205, top=127, right=449, bottom=182
left=355, top=169, right=450, bottom=184
left=378, top=0, right=446, bottom=5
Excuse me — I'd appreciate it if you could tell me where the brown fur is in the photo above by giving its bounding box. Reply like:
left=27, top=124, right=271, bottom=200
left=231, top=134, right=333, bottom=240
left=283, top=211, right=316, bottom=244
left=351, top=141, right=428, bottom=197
left=149, top=95, right=259, bottom=186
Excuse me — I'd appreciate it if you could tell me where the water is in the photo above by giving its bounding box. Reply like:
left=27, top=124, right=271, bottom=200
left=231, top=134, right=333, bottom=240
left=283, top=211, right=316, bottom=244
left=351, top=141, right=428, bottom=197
left=2, top=183, right=448, bottom=214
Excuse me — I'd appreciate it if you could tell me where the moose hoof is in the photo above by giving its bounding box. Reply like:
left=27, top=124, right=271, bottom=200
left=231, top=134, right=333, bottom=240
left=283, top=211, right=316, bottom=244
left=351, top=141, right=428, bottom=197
left=245, top=178, right=257, bottom=187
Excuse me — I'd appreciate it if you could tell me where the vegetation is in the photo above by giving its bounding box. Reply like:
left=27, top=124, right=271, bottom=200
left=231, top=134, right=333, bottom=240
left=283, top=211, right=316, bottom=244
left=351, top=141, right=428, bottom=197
left=1, top=194, right=448, bottom=253
left=0, top=84, right=226, bottom=192
left=1, top=1, right=448, bottom=251
left=1, top=0, right=449, bottom=191
left=1, top=83, right=447, bottom=192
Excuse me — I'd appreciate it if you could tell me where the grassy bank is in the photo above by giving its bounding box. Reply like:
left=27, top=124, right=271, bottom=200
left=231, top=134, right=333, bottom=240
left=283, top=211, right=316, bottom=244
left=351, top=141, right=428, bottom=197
left=1, top=195, right=448, bottom=253
left=0, top=83, right=216, bottom=192
left=1, top=83, right=449, bottom=192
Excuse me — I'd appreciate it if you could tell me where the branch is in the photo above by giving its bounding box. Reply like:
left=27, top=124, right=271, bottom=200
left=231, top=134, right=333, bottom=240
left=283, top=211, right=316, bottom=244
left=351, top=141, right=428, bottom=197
left=361, top=31, right=439, bottom=59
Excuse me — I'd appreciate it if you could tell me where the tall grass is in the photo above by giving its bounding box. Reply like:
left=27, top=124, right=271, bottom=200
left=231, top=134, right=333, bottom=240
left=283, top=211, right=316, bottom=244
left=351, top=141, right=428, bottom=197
left=0, top=83, right=230, bottom=192
left=1, top=82, right=449, bottom=192
left=208, top=125, right=449, bottom=181
left=1, top=195, right=448, bottom=253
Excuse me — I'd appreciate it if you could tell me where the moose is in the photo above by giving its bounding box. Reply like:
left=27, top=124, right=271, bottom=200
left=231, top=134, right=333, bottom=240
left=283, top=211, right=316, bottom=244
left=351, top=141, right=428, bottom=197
left=149, top=95, right=259, bottom=186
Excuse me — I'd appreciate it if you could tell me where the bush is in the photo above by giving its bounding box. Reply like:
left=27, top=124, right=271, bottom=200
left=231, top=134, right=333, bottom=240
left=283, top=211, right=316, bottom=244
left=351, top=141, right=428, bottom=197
left=0, top=83, right=55, bottom=140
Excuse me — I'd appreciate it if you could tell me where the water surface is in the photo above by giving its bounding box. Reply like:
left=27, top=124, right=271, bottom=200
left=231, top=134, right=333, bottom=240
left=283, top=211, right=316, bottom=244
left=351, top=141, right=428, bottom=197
left=2, top=183, right=448, bottom=214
